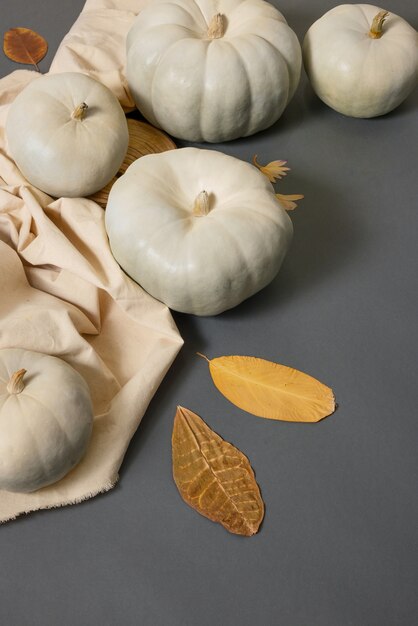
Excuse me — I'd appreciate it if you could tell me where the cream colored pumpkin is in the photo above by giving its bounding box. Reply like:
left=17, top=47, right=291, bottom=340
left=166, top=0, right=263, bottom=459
left=0, top=349, right=93, bottom=493
left=6, top=72, right=129, bottom=197
left=126, top=0, right=301, bottom=142
left=105, top=148, right=293, bottom=316
left=303, top=4, right=418, bottom=118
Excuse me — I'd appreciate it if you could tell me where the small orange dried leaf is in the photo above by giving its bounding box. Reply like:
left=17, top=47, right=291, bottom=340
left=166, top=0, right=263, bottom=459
left=253, top=154, right=290, bottom=182
left=198, top=354, right=335, bottom=423
left=3, top=27, right=48, bottom=70
left=172, top=406, right=264, bottom=536
left=276, top=193, right=304, bottom=211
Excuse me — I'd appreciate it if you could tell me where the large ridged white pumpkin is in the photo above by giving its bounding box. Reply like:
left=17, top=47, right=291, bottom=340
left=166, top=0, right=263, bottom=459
left=0, top=349, right=93, bottom=493
left=105, top=148, right=293, bottom=316
left=6, top=72, right=129, bottom=197
left=303, top=4, right=418, bottom=118
left=126, top=0, right=301, bottom=142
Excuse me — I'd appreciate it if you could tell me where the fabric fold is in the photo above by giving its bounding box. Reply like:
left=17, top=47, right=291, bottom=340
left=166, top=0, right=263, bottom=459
left=49, top=0, right=151, bottom=110
left=0, top=1, right=183, bottom=523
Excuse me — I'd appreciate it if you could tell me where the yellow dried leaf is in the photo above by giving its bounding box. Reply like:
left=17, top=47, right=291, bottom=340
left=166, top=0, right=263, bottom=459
left=198, top=354, right=335, bottom=422
left=253, top=154, right=290, bottom=182
left=172, top=406, right=264, bottom=536
left=276, top=193, right=304, bottom=211
left=3, top=28, right=48, bottom=70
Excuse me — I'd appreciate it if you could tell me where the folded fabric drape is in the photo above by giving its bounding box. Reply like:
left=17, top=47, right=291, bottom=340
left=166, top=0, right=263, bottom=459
left=0, top=0, right=183, bottom=523
left=49, top=0, right=151, bottom=110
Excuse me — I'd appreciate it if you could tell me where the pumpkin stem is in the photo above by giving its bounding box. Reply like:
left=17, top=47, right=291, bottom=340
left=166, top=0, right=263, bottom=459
left=207, top=13, right=225, bottom=39
left=71, top=102, right=88, bottom=120
left=369, top=10, right=389, bottom=39
left=7, top=369, right=27, bottom=395
left=193, top=190, right=210, bottom=217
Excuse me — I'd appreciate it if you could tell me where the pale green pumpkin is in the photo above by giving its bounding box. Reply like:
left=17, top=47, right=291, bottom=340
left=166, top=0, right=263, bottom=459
left=0, top=349, right=93, bottom=493
left=303, top=4, right=418, bottom=118
left=126, top=0, right=301, bottom=142
left=105, top=148, right=293, bottom=316
left=6, top=72, right=129, bottom=197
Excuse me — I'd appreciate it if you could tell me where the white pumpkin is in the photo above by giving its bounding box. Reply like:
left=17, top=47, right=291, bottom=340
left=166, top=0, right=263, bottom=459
left=0, top=349, right=93, bottom=493
left=105, top=148, right=293, bottom=316
left=6, top=72, right=129, bottom=197
left=303, top=4, right=418, bottom=118
left=126, top=0, right=301, bottom=142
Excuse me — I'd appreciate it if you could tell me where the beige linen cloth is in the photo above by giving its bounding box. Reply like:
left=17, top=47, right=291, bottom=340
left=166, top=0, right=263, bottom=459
left=50, top=0, right=151, bottom=110
left=0, top=0, right=183, bottom=523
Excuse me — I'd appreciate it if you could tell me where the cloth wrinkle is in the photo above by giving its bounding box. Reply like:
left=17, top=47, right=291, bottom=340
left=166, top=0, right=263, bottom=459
left=0, top=0, right=183, bottom=523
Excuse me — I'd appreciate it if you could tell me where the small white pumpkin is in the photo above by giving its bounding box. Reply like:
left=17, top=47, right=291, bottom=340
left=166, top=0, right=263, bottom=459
left=303, top=4, right=418, bottom=118
left=126, top=0, right=301, bottom=142
left=6, top=72, right=129, bottom=197
left=0, top=349, right=93, bottom=493
left=105, top=148, right=293, bottom=316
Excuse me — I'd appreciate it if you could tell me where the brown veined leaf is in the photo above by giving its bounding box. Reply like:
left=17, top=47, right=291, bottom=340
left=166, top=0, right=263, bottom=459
left=172, top=406, right=264, bottom=536
left=3, top=28, right=48, bottom=71
left=198, top=354, right=336, bottom=423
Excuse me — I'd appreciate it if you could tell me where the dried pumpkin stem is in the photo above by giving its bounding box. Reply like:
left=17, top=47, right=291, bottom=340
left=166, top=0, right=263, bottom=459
left=193, top=191, right=210, bottom=217
left=7, top=369, right=27, bottom=394
left=369, top=10, right=389, bottom=38
left=207, top=13, right=225, bottom=39
left=71, top=102, right=88, bottom=120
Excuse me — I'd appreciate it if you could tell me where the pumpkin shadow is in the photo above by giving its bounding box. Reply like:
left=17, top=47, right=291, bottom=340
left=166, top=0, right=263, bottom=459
left=119, top=313, right=207, bottom=475
left=218, top=173, right=368, bottom=320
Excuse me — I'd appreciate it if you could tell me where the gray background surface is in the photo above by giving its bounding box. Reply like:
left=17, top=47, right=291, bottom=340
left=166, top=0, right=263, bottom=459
left=1, top=1, right=417, bottom=625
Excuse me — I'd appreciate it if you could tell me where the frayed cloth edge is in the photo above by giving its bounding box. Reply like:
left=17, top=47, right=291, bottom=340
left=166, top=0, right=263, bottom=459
left=0, top=475, right=119, bottom=524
